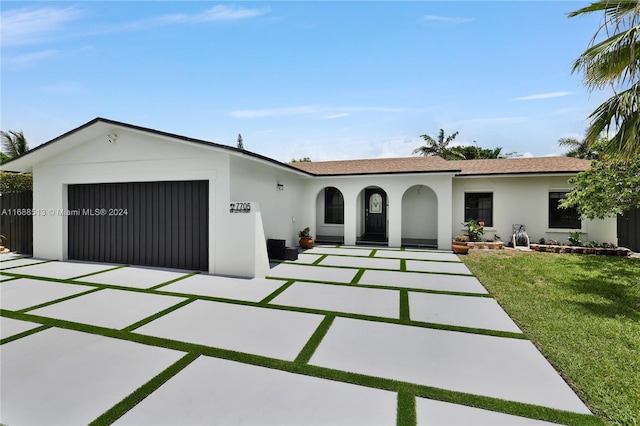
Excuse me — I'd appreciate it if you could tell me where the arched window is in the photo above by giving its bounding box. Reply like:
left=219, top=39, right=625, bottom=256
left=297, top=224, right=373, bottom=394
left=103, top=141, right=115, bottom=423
left=324, top=187, right=344, bottom=224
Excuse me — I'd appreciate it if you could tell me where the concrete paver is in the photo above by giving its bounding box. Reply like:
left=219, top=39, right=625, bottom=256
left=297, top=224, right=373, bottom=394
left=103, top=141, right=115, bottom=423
left=2, top=261, right=118, bottom=280
left=134, top=300, right=324, bottom=361
left=0, top=327, right=184, bottom=426
left=0, top=317, right=41, bottom=339
left=269, top=263, right=359, bottom=283
left=376, top=250, right=461, bottom=262
left=309, top=317, right=590, bottom=414
left=28, top=289, right=187, bottom=329
left=80, top=266, right=191, bottom=289
left=415, top=398, right=560, bottom=425
left=319, top=255, right=400, bottom=270
left=405, top=259, right=473, bottom=275
left=0, top=278, right=93, bottom=311
left=0, top=258, right=49, bottom=270
left=0, top=246, right=593, bottom=425
left=115, top=355, right=397, bottom=425
left=360, top=270, right=488, bottom=294
left=304, top=247, right=373, bottom=257
left=271, top=281, right=399, bottom=318
left=161, top=274, right=287, bottom=302
left=293, top=253, right=323, bottom=264
left=409, top=292, right=522, bottom=333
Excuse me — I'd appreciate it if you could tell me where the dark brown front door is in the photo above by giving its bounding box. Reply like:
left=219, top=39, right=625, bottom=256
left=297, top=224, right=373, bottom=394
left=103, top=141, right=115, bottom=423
left=364, top=188, right=386, bottom=237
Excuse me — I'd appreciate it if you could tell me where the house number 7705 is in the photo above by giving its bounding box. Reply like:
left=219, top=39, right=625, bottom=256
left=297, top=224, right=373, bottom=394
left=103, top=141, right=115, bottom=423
left=230, top=203, right=251, bottom=213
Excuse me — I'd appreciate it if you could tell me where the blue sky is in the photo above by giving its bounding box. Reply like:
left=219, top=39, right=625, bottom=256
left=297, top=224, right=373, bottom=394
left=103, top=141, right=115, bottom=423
left=1, top=1, right=610, bottom=162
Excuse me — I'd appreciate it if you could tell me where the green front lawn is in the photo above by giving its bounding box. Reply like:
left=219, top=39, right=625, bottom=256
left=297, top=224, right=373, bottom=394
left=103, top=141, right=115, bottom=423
left=461, top=251, right=640, bottom=426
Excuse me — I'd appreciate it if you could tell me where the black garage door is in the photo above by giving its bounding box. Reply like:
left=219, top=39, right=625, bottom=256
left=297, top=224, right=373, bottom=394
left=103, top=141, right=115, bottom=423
left=68, top=181, right=208, bottom=270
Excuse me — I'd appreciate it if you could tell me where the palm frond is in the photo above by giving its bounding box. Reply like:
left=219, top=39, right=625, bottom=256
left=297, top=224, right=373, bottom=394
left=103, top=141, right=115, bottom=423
left=585, top=81, right=640, bottom=160
left=572, top=25, right=640, bottom=88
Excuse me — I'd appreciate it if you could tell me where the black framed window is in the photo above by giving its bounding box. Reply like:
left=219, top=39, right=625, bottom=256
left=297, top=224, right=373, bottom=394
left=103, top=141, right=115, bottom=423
left=549, top=192, right=581, bottom=229
left=464, top=192, right=493, bottom=226
left=324, top=187, right=344, bottom=224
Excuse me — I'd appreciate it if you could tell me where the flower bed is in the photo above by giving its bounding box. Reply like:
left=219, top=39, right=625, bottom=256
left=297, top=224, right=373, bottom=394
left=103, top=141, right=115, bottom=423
left=530, top=243, right=631, bottom=256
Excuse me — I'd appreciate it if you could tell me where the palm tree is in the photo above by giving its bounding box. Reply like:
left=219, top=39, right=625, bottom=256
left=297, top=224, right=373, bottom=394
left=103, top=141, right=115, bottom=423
left=412, top=129, right=464, bottom=160
left=569, top=1, right=640, bottom=160
left=1, top=130, right=29, bottom=159
left=558, top=135, right=601, bottom=160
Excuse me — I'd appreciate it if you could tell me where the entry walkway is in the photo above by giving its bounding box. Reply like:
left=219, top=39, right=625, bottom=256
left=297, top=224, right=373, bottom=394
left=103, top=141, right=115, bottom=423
left=0, top=247, right=594, bottom=425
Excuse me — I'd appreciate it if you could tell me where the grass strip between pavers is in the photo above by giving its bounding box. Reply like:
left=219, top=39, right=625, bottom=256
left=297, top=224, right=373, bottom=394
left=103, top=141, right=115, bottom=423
left=148, top=271, right=201, bottom=290
left=294, top=314, right=335, bottom=364
left=311, top=254, right=328, bottom=265
left=399, top=290, right=410, bottom=323
left=1, top=270, right=517, bottom=339
left=258, top=280, right=295, bottom=305
left=369, top=249, right=378, bottom=257
left=69, top=264, right=129, bottom=281
left=397, top=391, right=417, bottom=426
left=277, top=260, right=472, bottom=276
left=0, top=309, right=602, bottom=426
left=19, top=287, right=103, bottom=313
left=0, top=259, right=54, bottom=270
left=349, top=268, right=365, bottom=284
left=400, top=259, right=407, bottom=272
left=89, top=352, right=200, bottom=426
left=0, top=324, right=51, bottom=345
left=123, top=298, right=196, bottom=332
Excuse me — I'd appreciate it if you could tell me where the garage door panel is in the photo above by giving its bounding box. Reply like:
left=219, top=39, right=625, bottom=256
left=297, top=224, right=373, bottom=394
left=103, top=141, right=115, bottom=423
left=68, top=181, right=208, bottom=271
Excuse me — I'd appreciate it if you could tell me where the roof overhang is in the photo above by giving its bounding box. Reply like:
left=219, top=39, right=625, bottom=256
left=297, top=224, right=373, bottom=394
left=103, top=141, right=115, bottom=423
left=0, top=117, right=313, bottom=177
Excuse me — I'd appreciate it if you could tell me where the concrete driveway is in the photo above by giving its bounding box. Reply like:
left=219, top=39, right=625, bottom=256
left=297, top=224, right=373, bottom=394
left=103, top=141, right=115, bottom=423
left=1, top=246, right=593, bottom=425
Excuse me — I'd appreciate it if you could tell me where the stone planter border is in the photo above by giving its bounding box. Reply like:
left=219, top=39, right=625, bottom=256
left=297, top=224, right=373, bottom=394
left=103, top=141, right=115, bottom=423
left=467, top=241, right=505, bottom=250
left=530, top=244, right=630, bottom=256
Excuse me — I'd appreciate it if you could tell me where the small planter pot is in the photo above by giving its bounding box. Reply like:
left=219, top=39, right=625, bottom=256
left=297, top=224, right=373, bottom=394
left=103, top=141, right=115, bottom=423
left=299, top=236, right=314, bottom=249
left=451, top=242, right=469, bottom=255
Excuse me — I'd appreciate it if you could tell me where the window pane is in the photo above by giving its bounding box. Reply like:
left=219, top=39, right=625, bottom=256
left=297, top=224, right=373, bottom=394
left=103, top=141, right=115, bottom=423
left=549, top=192, right=581, bottom=229
left=325, top=187, right=344, bottom=224
left=464, top=193, right=493, bottom=227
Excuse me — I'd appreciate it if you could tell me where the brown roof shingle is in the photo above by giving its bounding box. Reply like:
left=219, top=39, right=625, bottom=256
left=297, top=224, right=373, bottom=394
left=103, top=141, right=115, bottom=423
left=451, top=157, right=591, bottom=176
left=288, top=156, right=460, bottom=175
left=288, top=156, right=590, bottom=176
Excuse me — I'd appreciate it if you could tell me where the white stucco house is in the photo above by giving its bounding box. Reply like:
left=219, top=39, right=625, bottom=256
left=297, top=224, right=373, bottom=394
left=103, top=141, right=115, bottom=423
left=1, top=118, right=617, bottom=277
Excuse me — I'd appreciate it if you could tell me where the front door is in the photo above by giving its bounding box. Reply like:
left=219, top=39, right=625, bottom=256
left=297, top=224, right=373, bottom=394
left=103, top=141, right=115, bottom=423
left=364, top=188, right=386, bottom=238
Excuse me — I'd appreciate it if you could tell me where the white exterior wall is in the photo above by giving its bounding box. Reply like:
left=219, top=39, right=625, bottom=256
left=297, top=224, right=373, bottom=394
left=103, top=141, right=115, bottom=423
left=452, top=175, right=617, bottom=244
left=30, top=128, right=269, bottom=277
left=229, top=156, right=307, bottom=248
left=301, top=173, right=455, bottom=250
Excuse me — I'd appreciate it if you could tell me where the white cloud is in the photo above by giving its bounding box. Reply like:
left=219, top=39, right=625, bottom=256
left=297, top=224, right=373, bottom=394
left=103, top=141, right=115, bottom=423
left=422, top=15, right=474, bottom=24
left=156, top=5, right=268, bottom=24
left=4, top=45, right=93, bottom=68
left=323, top=113, right=349, bottom=119
left=515, top=92, right=573, bottom=101
left=0, top=6, right=82, bottom=46
left=4, top=49, right=61, bottom=66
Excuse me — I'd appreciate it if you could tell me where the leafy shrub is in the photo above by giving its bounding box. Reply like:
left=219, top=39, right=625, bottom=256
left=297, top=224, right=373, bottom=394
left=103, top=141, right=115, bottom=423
left=568, top=230, right=582, bottom=246
left=0, top=171, right=32, bottom=193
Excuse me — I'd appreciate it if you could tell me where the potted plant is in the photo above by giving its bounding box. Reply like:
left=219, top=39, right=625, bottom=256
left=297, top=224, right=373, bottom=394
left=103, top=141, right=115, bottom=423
left=463, top=219, right=485, bottom=242
left=452, top=235, right=469, bottom=254
left=298, top=227, right=314, bottom=249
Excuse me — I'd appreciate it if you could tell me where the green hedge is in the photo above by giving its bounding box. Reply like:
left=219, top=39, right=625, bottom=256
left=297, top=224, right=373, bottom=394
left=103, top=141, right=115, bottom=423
left=0, top=171, right=33, bottom=192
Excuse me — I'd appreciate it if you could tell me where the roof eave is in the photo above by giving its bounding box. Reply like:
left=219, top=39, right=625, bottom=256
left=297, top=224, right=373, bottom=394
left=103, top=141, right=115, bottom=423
left=455, top=171, right=585, bottom=178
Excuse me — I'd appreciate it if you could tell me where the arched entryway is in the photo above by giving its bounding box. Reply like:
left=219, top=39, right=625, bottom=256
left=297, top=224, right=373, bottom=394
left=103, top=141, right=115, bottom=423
left=401, top=184, right=438, bottom=248
left=314, top=186, right=345, bottom=244
left=357, top=186, right=388, bottom=244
